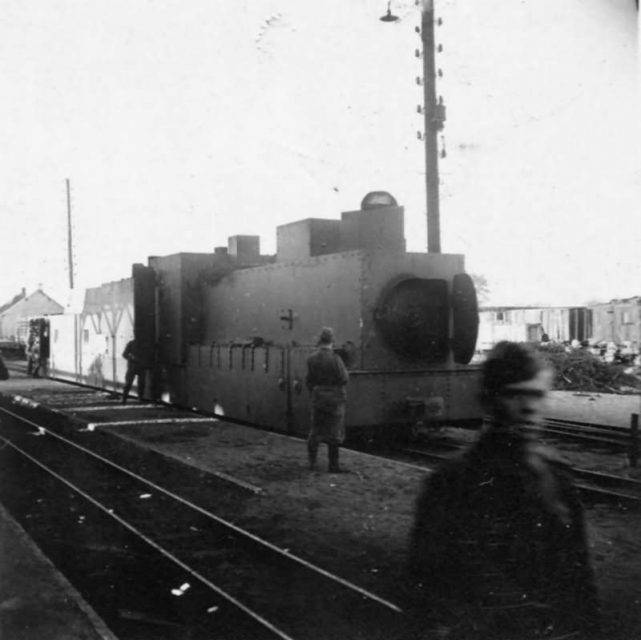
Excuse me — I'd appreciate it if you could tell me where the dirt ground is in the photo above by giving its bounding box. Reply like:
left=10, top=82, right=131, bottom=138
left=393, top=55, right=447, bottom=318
left=3, top=374, right=639, bottom=639
left=106, top=410, right=641, bottom=640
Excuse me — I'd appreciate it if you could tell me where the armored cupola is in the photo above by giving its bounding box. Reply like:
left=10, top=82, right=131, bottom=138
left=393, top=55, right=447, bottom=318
left=276, top=191, right=405, bottom=261
left=340, top=191, right=405, bottom=253
left=360, top=191, right=398, bottom=210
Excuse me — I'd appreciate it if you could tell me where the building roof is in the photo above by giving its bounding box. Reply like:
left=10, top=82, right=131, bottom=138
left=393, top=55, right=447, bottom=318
left=480, top=304, right=586, bottom=312
left=0, top=288, right=64, bottom=317
left=592, top=296, right=641, bottom=307
left=0, top=288, right=27, bottom=314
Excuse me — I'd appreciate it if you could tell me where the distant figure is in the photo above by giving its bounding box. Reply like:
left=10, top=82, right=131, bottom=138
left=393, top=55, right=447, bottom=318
left=121, top=339, right=147, bottom=404
left=408, top=341, right=599, bottom=638
left=305, top=327, right=349, bottom=473
left=26, top=336, right=35, bottom=375
left=31, top=340, right=42, bottom=378
left=0, top=351, right=9, bottom=381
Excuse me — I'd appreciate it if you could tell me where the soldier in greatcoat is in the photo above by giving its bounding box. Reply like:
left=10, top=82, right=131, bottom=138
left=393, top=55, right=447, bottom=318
left=305, top=327, right=349, bottom=473
left=408, top=341, right=600, bottom=639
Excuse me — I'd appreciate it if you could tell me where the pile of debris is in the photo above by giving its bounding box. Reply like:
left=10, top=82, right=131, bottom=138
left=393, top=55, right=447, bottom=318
left=538, top=345, right=641, bottom=394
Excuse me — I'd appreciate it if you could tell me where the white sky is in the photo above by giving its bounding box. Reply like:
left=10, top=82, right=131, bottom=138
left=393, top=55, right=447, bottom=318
left=0, top=0, right=638, bottom=308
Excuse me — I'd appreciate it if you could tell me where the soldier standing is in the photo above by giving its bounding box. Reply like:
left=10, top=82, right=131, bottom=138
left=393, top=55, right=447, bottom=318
left=0, top=350, right=9, bottom=380
left=121, top=339, right=147, bottom=404
left=31, top=340, right=42, bottom=378
left=305, top=327, right=349, bottom=473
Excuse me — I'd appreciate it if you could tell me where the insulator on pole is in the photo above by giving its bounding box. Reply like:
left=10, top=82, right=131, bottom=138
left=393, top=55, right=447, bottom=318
left=437, top=43, right=443, bottom=52
left=417, top=105, right=423, bottom=114
left=417, top=131, right=423, bottom=140
left=438, top=68, right=443, bottom=77
left=415, top=26, right=420, bottom=33
left=415, top=76, right=423, bottom=86
left=415, top=49, right=422, bottom=58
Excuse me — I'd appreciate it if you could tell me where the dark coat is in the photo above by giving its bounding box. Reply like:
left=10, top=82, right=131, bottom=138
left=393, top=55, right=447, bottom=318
left=408, top=427, right=599, bottom=637
left=306, top=346, right=349, bottom=444
left=305, top=345, right=349, bottom=395
left=122, top=340, right=145, bottom=373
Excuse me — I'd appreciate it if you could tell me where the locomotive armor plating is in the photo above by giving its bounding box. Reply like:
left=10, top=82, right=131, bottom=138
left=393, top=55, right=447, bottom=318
left=46, top=194, right=482, bottom=439
left=138, top=195, right=482, bottom=438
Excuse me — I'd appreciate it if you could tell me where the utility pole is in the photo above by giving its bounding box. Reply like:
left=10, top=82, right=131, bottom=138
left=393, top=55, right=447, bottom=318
left=66, top=178, right=75, bottom=289
left=381, top=1, right=444, bottom=253
left=420, top=0, right=442, bottom=253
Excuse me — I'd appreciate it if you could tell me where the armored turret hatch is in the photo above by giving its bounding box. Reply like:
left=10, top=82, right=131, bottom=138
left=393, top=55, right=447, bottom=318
left=276, top=192, right=405, bottom=261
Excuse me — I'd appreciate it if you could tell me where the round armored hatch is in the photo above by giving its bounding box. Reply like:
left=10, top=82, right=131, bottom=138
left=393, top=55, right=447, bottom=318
left=375, top=278, right=449, bottom=361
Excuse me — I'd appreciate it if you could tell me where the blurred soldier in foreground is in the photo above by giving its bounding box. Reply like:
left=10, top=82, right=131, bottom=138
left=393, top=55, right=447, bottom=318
left=121, top=339, right=147, bottom=404
left=408, top=341, right=599, bottom=638
left=305, top=327, right=349, bottom=473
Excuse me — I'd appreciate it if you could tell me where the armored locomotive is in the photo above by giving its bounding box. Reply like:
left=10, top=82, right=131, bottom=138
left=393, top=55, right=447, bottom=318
left=131, top=192, right=482, bottom=438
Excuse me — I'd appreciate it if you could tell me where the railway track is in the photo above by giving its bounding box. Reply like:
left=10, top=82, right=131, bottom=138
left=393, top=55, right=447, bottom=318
left=391, top=441, right=641, bottom=508
left=0, top=393, right=403, bottom=640
left=6, top=362, right=641, bottom=510
left=2, top=366, right=640, bottom=639
left=540, top=416, right=638, bottom=450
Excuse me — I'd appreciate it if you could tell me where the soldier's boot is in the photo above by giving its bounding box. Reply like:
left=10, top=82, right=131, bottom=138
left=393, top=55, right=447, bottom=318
left=328, top=444, right=341, bottom=473
left=307, top=441, right=318, bottom=471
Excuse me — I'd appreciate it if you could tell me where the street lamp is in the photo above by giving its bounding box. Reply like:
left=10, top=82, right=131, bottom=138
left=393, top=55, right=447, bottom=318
left=379, top=2, right=399, bottom=23
left=380, top=1, right=442, bottom=253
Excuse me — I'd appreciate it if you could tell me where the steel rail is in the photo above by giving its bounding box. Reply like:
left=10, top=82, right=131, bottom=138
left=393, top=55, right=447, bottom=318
left=538, top=426, right=629, bottom=448
left=4, top=400, right=265, bottom=494
left=0, top=430, right=295, bottom=640
left=5, top=368, right=638, bottom=506
left=391, top=441, right=641, bottom=506
left=545, top=416, right=631, bottom=434
left=0, top=404, right=403, bottom=614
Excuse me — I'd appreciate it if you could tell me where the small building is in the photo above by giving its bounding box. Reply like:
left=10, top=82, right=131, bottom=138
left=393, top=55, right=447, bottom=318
left=49, top=278, right=134, bottom=387
left=0, top=288, right=64, bottom=343
left=478, top=306, right=591, bottom=351
left=590, top=296, right=641, bottom=347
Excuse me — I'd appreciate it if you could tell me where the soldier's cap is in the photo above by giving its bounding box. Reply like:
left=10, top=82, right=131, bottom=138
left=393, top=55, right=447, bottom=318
left=318, top=327, right=334, bottom=345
